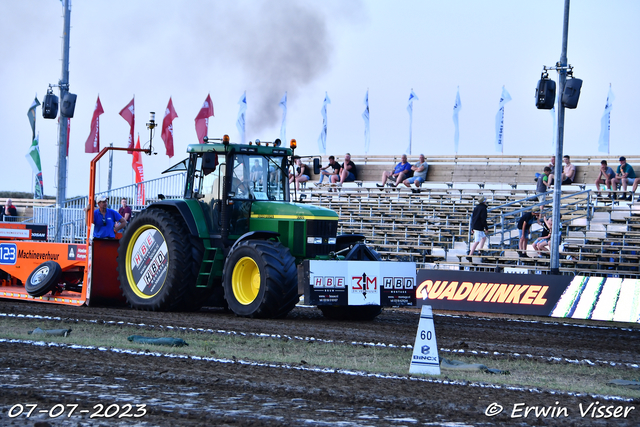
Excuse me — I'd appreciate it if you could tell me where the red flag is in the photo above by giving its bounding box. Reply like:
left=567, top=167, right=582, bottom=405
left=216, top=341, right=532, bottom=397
left=84, top=96, right=104, bottom=153
left=161, top=97, right=178, bottom=158
left=119, top=97, right=135, bottom=153
left=194, top=94, right=214, bottom=144
left=132, top=135, right=145, bottom=205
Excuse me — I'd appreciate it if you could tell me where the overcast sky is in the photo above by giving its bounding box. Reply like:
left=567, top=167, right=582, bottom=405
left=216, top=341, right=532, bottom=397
left=2, top=0, right=639, bottom=197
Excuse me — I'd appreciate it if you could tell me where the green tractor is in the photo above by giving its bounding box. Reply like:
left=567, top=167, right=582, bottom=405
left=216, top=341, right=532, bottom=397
left=116, top=136, right=416, bottom=319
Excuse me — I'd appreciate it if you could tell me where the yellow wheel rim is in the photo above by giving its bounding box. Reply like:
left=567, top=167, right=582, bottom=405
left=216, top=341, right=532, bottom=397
left=232, top=256, right=261, bottom=305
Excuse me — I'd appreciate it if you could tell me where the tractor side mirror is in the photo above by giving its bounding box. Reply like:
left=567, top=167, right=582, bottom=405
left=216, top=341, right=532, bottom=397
left=202, top=152, right=218, bottom=176
left=313, top=158, right=321, bottom=175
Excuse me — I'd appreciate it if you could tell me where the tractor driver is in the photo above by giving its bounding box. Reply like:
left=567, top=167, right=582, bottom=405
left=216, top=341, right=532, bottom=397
left=87, top=195, right=127, bottom=238
left=231, top=176, right=251, bottom=198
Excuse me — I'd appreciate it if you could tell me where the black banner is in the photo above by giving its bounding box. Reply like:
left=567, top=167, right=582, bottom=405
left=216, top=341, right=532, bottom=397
left=416, top=270, right=571, bottom=316
left=27, top=224, right=48, bottom=241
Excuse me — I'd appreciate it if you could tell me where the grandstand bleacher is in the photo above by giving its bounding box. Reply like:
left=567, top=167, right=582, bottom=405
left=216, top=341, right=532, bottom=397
left=298, top=154, right=640, bottom=277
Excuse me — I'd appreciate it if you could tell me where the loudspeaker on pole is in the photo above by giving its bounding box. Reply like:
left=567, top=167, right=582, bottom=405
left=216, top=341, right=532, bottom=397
left=42, top=92, right=59, bottom=119
left=562, top=78, right=582, bottom=109
left=61, top=93, right=77, bottom=117
left=535, top=76, right=556, bottom=110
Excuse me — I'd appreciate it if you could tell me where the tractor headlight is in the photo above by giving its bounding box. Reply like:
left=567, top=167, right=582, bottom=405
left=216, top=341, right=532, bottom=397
left=328, top=238, right=336, bottom=245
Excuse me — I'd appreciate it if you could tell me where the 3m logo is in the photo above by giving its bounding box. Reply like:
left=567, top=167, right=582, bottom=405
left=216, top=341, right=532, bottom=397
left=351, top=275, right=377, bottom=292
left=383, top=277, right=415, bottom=290
left=312, top=276, right=345, bottom=289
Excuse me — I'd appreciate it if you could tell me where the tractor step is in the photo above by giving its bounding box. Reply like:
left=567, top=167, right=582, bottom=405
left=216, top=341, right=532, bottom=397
left=196, top=246, right=219, bottom=288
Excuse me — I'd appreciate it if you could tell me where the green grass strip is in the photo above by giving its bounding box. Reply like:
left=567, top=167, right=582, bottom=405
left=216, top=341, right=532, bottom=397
left=1, top=317, right=639, bottom=399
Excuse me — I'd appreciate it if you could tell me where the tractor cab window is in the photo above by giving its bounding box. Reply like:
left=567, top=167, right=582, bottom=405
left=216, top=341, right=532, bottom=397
left=231, top=154, right=288, bottom=202
left=186, top=153, right=224, bottom=202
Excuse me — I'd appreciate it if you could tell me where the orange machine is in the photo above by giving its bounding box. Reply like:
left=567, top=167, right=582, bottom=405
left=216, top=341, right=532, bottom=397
left=0, top=146, right=150, bottom=306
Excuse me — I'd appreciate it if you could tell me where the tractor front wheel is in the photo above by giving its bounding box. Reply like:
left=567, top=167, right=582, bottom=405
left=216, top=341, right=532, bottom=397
left=223, top=240, right=298, bottom=318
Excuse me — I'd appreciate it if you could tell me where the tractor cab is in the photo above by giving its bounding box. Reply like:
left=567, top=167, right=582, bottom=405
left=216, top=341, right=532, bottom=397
left=179, top=138, right=293, bottom=240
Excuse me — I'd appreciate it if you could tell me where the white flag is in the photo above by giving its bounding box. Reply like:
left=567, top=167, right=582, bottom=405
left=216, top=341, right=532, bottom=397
left=279, top=92, right=287, bottom=146
left=236, top=91, right=247, bottom=144
left=598, top=85, right=615, bottom=154
left=494, top=86, right=512, bottom=153
left=452, top=87, right=461, bottom=153
left=317, top=92, right=330, bottom=154
left=362, top=90, right=370, bottom=154
left=407, top=89, right=419, bottom=154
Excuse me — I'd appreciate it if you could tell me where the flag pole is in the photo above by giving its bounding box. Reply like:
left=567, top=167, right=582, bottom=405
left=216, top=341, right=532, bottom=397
left=608, top=83, right=611, bottom=155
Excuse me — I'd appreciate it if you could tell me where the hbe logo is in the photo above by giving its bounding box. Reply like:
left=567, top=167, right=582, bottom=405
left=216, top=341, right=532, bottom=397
left=312, top=276, right=345, bottom=288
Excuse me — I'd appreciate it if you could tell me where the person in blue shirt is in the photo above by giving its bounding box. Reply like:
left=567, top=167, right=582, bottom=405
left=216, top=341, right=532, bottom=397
left=377, top=154, right=412, bottom=188
left=611, top=156, right=637, bottom=201
left=595, top=160, right=615, bottom=198
left=90, top=195, right=127, bottom=238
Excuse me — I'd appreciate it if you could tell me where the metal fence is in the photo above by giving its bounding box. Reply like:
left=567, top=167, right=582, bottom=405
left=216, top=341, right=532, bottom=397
left=467, top=189, right=594, bottom=250
left=33, top=207, right=87, bottom=243
left=62, top=172, right=186, bottom=210
left=32, top=172, right=186, bottom=243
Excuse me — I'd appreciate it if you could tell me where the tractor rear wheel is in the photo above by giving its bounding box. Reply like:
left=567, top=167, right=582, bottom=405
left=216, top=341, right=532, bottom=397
left=223, top=240, right=298, bottom=318
left=117, top=208, right=202, bottom=311
left=25, top=261, right=62, bottom=297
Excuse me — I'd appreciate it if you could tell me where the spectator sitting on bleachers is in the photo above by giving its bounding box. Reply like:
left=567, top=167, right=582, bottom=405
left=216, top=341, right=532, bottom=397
left=331, top=153, right=357, bottom=186
left=1, top=199, right=18, bottom=221
left=250, top=159, right=262, bottom=184
left=611, top=156, right=638, bottom=201
left=517, top=206, right=541, bottom=258
left=595, top=160, right=615, bottom=197
left=532, top=215, right=553, bottom=257
left=549, top=155, right=575, bottom=186
left=402, top=154, right=428, bottom=193
left=289, top=157, right=310, bottom=192
left=317, top=155, right=339, bottom=185
left=548, top=156, right=556, bottom=185
left=377, top=154, right=412, bottom=188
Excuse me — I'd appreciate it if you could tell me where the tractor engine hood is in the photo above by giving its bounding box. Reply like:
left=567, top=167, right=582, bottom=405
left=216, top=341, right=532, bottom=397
left=248, top=202, right=338, bottom=258
left=250, top=201, right=338, bottom=221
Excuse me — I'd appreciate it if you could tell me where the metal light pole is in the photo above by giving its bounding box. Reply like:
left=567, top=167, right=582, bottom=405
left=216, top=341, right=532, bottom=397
left=55, top=0, right=71, bottom=242
left=550, top=0, right=571, bottom=274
